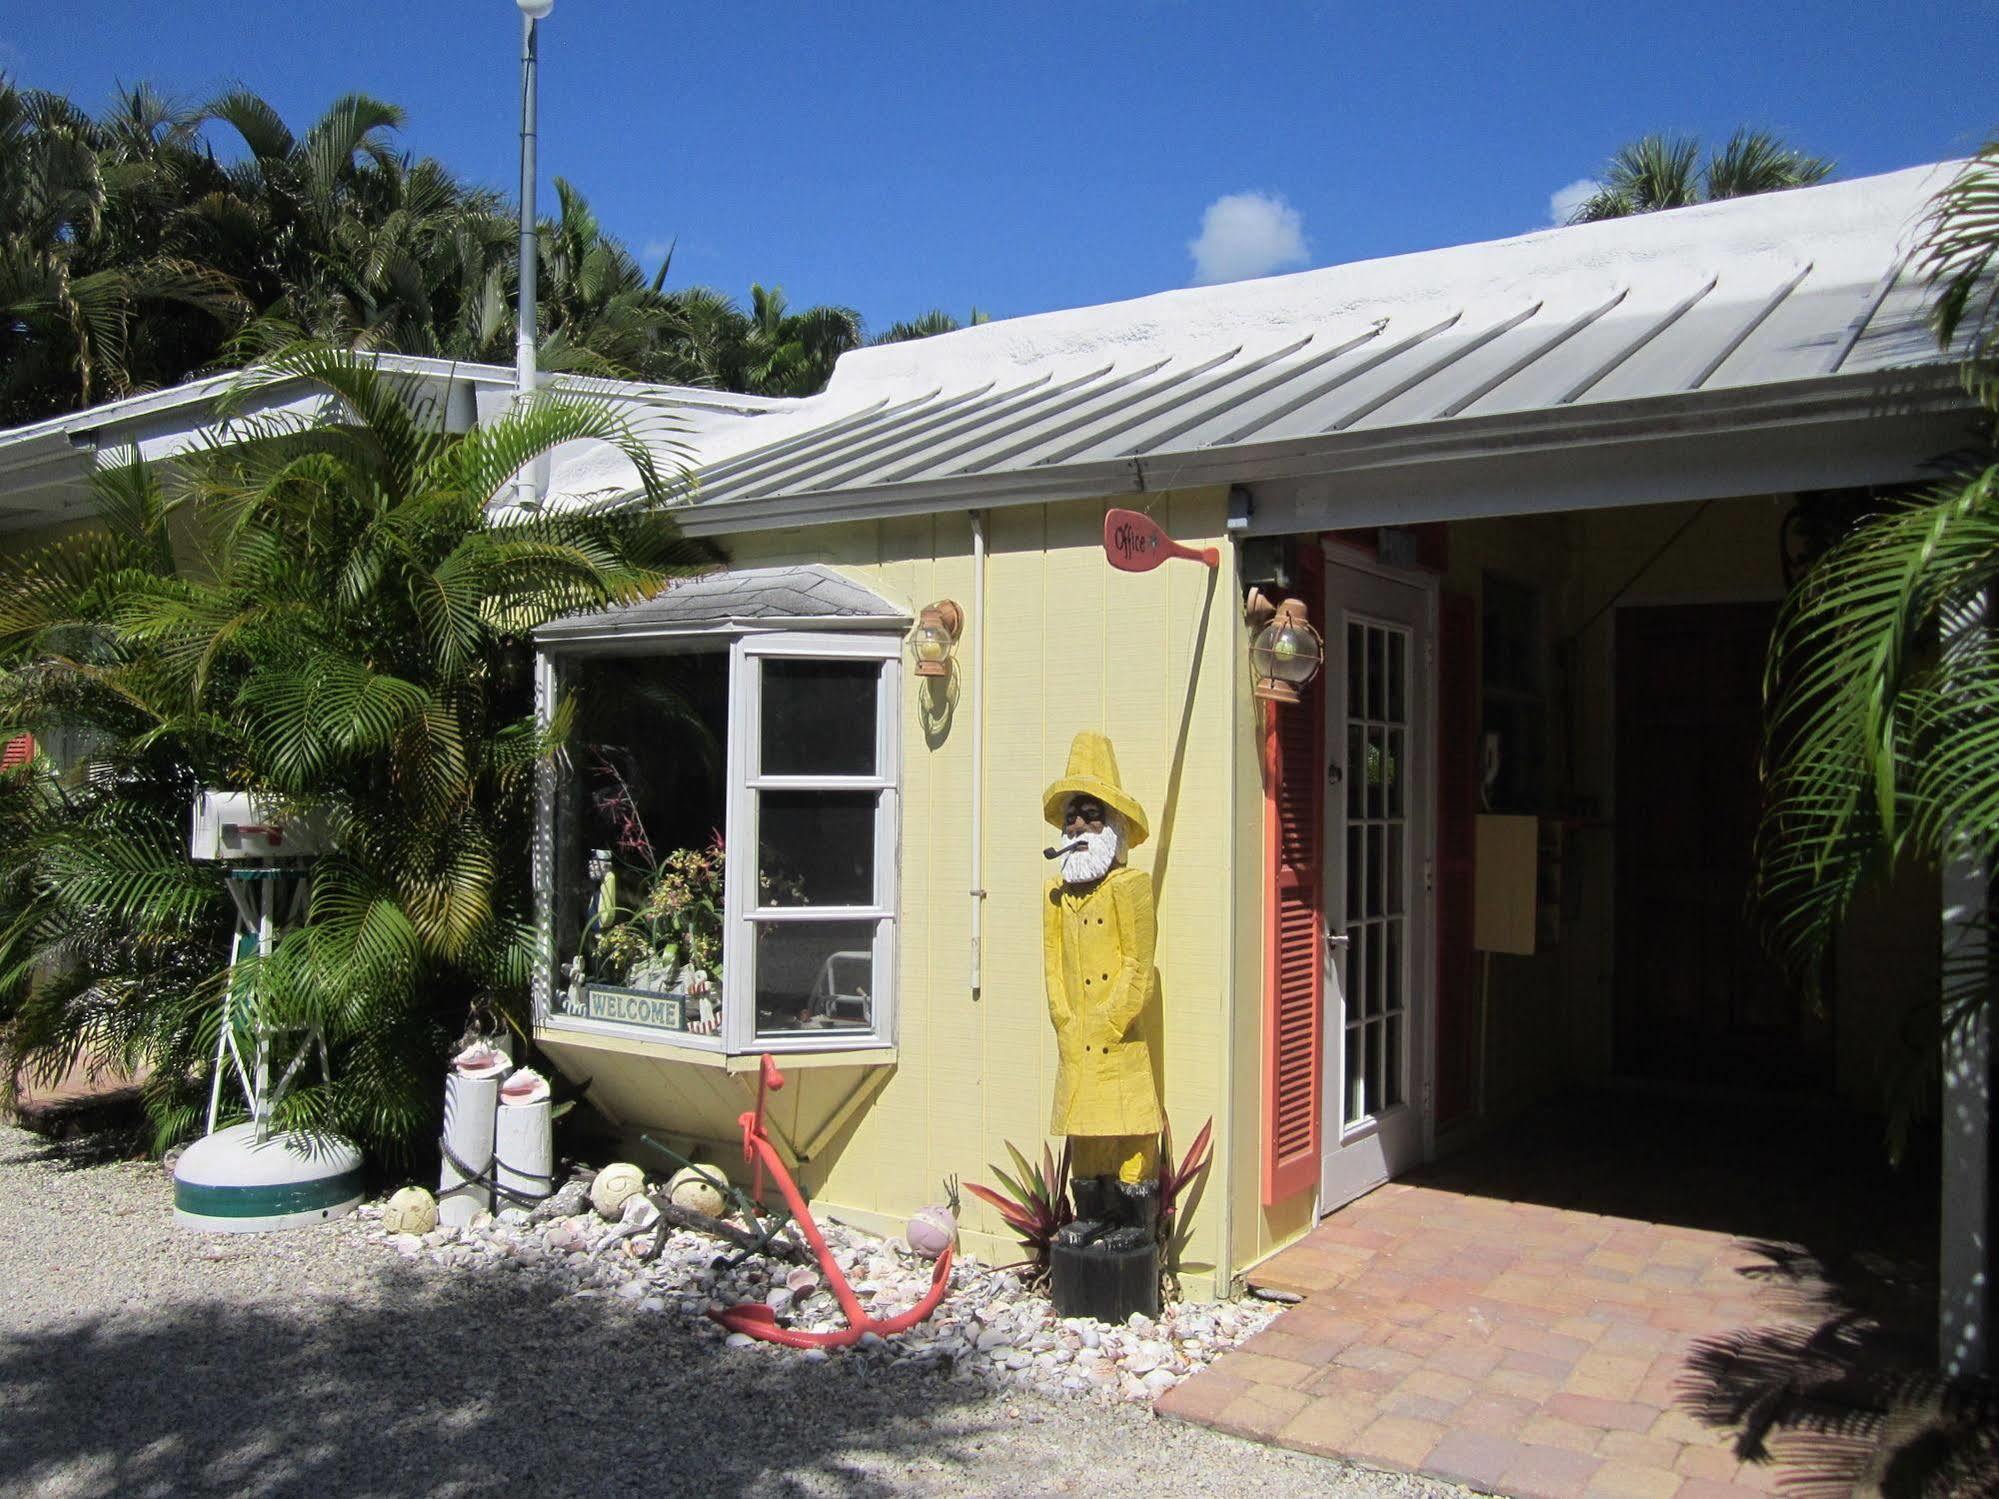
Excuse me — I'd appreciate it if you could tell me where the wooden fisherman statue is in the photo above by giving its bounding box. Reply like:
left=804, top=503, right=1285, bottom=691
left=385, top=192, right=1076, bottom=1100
left=1041, top=731, right=1163, bottom=1319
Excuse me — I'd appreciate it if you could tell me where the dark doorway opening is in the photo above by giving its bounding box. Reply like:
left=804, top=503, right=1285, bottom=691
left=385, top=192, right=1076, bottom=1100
left=1613, top=602, right=1831, bottom=1091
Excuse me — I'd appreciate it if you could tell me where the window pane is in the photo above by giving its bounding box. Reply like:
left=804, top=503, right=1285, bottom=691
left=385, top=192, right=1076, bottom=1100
left=1367, top=1022, right=1385, bottom=1119
left=758, top=791, right=876, bottom=906
left=754, top=919, right=881, bottom=1036
left=1364, top=824, right=1383, bottom=918
left=761, top=658, right=879, bottom=776
left=1366, top=726, right=1385, bottom=818
left=1385, top=1014, right=1405, bottom=1108
left=1347, top=623, right=1364, bottom=718
left=1366, top=627, right=1386, bottom=720
left=1363, top=920, right=1382, bottom=1018
left=1345, top=825, right=1362, bottom=921
left=1386, top=917, right=1404, bottom=1015
left=1344, top=1024, right=1363, bottom=1126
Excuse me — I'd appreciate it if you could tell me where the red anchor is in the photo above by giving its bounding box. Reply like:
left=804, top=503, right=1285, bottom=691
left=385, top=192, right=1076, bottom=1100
left=708, top=1055, right=954, bottom=1349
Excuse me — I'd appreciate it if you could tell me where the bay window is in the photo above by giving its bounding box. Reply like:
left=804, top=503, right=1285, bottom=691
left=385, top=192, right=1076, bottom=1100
left=541, top=628, right=900, bottom=1056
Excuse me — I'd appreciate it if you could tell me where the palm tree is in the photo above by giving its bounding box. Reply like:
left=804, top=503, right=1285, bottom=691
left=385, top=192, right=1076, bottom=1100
left=0, top=345, right=719, bottom=1156
left=0, top=79, right=242, bottom=420
left=1569, top=129, right=1833, bottom=224
left=1753, top=139, right=1998, bottom=1078
left=872, top=307, right=992, bottom=345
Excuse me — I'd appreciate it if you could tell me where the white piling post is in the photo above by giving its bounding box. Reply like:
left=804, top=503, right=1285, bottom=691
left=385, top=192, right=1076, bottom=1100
left=438, top=1072, right=499, bottom=1227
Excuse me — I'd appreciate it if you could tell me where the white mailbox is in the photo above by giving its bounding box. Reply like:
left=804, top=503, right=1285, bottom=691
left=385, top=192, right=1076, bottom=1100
left=190, top=789, right=327, bottom=861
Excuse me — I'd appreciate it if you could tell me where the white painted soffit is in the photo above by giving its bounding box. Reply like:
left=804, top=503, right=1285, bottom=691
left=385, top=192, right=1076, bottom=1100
left=647, top=162, right=1978, bottom=534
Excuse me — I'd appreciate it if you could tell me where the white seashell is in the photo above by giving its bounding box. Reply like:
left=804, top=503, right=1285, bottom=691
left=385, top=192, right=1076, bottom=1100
left=499, top=1067, right=550, bottom=1106
left=452, top=1043, right=509, bottom=1079
left=785, top=1266, right=819, bottom=1295
left=620, top=1195, right=660, bottom=1230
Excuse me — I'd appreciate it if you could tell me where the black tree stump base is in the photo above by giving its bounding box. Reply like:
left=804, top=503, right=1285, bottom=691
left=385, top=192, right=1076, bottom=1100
left=1050, top=1239, right=1160, bottom=1322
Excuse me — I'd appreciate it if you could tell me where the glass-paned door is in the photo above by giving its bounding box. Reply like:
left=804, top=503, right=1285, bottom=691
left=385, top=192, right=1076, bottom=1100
left=1322, top=559, right=1433, bottom=1210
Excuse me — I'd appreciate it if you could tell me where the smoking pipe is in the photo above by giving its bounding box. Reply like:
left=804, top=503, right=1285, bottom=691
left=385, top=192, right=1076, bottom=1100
left=1043, top=839, right=1087, bottom=860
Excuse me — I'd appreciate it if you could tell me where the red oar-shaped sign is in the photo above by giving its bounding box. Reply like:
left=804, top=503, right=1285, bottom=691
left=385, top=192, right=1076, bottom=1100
left=1103, top=508, right=1219, bottom=572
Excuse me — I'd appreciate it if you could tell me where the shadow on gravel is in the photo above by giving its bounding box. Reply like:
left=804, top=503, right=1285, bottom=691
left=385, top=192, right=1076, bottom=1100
left=0, top=1255, right=1006, bottom=1498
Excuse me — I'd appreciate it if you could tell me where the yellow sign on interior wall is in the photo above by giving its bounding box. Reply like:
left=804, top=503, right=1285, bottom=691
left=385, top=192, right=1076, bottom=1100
left=1473, top=813, right=1539, bottom=956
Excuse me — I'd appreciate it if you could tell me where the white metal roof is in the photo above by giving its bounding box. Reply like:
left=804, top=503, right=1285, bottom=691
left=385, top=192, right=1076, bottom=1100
left=661, top=162, right=1972, bottom=533
left=0, top=355, right=781, bottom=533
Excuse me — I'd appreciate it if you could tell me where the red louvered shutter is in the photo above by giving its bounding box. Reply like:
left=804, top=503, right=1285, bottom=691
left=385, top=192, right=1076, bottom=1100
left=0, top=734, right=34, bottom=773
left=1262, top=553, right=1325, bottom=1205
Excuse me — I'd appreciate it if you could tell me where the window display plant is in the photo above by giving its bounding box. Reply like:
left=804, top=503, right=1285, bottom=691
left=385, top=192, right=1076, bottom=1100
left=595, top=837, right=725, bottom=990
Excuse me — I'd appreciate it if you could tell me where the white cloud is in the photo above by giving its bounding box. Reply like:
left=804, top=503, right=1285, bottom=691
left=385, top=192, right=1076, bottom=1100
left=1187, top=192, right=1309, bottom=286
left=1548, top=177, right=1600, bottom=226
left=642, top=240, right=674, bottom=263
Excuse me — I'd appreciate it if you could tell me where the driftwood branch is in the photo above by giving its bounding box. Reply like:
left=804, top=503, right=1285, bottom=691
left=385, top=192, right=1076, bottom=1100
left=637, top=1189, right=808, bottom=1264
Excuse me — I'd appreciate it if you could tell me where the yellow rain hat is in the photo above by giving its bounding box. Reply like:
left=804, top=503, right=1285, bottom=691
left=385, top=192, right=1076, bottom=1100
left=1042, top=731, right=1150, bottom=847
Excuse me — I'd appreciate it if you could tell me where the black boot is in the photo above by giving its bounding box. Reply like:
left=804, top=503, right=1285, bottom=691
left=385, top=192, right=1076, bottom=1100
left=1056, top=1174, right=1112, bottom=1247
left=1099, top=1180, right=1160, bottom=1253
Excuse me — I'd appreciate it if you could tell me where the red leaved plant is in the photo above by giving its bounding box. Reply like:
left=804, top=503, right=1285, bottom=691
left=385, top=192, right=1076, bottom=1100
left=965, top=1139, right=1072, bottom=1278
left=1156, top=1115, right=1214, bottom=1247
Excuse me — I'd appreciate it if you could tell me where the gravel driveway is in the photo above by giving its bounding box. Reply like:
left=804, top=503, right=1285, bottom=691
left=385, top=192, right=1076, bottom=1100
left=0, top=1124, right=1467, bottom=1498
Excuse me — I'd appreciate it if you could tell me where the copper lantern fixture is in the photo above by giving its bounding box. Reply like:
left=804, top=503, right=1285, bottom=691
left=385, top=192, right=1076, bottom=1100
left=1248, top=597, right=1325, bottom=703
left=909, top=601, right=964, bottom=678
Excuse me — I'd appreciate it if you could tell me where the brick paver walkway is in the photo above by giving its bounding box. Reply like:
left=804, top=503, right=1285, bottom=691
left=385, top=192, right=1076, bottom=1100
left=1159, top=1181, right=1882, bottom=1499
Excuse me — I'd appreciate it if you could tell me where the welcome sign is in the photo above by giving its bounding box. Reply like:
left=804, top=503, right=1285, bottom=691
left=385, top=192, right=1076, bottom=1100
left=586, top=984, right=687, bottom=1032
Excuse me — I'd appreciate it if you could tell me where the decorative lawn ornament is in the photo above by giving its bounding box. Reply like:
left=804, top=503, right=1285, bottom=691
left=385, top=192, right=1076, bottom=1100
left=709, top=1055, right=953, bottom=1348
left=590, top=1162, right=647, bottom=1219
left=905, top=1175, right=961, bottom=1260
left=1040, top=732, right=1164, bottom=1321
left=666, top=1165, right=728, bottom=1218
left=382, top=1186, right=439, bottom=1236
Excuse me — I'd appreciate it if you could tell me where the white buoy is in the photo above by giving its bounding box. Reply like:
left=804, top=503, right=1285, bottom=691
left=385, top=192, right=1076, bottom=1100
left=438, top=1072, right=499, bottom=1227
left=174, top=1123, right=364, bottom=1233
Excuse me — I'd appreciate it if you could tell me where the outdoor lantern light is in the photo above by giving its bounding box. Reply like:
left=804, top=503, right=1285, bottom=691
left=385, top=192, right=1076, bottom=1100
left=517, top=0, right=554, bottom=17
left=1249, top=597, right=1325, bottom=703
left=909, top=601, right=964, bottom=678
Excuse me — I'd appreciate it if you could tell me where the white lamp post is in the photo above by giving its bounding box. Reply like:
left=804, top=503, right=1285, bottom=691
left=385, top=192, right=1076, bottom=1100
left=515, top=0, right=553, bottom=508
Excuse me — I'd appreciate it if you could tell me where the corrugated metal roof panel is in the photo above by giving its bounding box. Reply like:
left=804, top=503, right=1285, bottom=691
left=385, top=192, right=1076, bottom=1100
left=643, top=164, right=1968, bottom=519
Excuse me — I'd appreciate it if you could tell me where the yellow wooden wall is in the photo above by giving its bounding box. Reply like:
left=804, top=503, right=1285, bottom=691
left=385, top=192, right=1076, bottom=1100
left=544, top=487, right=1254, bottom=1298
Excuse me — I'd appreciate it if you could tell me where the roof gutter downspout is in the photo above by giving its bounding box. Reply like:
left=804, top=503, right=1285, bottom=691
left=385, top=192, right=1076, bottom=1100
left=969, top=510, right=988, bottom=997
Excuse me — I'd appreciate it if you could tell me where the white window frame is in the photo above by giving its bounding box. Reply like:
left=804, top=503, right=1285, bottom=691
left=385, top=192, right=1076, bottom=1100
left=726, top=631, right=901, bottom=1055
left=536, top=626, right=901, bottom=1058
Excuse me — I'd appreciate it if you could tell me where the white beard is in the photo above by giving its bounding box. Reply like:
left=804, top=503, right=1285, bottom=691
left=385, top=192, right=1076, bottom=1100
left=1060, top=824, right=1121, bottom=886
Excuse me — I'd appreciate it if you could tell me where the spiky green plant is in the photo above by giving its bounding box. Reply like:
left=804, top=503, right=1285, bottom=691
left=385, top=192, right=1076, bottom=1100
left=0, top=345, right=719, bottom=1157
left=1567, top=129, right=1833, bottom=224
left=1753, top=139, right=1999, bottom=1128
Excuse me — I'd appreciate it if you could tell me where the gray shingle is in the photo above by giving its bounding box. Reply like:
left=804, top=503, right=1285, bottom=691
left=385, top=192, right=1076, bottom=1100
left=536, top=564, right=908, bottom=640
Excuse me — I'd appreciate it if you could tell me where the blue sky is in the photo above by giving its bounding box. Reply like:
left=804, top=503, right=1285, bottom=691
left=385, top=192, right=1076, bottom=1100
left=9, top=3, right=1993, bottom=332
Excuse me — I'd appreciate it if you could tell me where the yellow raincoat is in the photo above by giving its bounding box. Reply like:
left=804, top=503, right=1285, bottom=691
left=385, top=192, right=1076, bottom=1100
left=1043, top=864, right=1164, bottom=1138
